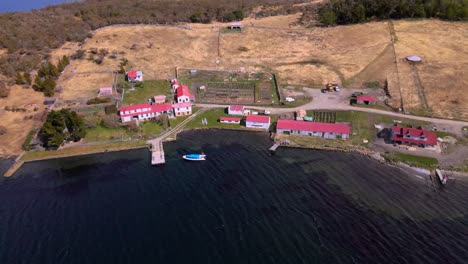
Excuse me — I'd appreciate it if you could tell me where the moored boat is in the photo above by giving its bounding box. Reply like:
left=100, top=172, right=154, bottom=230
left=435, top=169, right=448, bottom=185
left=182, top=153, right=206, bottom=161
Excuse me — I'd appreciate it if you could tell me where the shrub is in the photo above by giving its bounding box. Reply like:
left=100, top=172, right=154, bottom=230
left=86, top=97, right=111, bottom=105
left=105, top=105, right=118, bottom=115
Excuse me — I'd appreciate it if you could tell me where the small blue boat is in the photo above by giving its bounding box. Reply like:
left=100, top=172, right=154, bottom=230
left=182, top=153, right=206, bottom=161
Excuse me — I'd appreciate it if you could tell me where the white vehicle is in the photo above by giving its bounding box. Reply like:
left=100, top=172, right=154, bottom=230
left=263, top=110, right=271, bottom=115
left=334, top=86, right=340, bottom=92
left=285, top=97, right=295, bottom=102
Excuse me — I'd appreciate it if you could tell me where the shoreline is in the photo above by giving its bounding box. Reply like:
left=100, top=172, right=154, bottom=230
left=3, top=127, right=467, bottom=178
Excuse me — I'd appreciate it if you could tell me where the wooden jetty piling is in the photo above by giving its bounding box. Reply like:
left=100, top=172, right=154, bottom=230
left=151, top=140, right=165, bottom=165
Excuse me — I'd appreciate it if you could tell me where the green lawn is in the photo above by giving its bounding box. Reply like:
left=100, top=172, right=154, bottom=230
left=85, top=126, right=134, bottom=142
left=382, top=153, right=438, bottom=170
left=185, top=108, right=245, bottom=129
left=122, top=80, right=172, bottom=105
left=141, top=122, right=163, bottom=136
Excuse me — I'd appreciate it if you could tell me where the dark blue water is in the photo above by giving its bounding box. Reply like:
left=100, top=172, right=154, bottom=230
left=1, top=129, right=468, bottom=264
left=0, top=0, right=78, bottom=13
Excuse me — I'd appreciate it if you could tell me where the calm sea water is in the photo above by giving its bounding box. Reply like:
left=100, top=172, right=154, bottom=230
left=0, top=0, right=78, bottom=13
left=1, top=129, right=468, bottom=264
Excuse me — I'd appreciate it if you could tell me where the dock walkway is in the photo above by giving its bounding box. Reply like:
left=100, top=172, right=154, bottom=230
left=151, top=140, right=165, bottom=165
left=147, top=108, right=208, bottom=165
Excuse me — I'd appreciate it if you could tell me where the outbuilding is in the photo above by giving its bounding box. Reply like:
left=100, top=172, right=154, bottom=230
left=356, top=95, right=377, bottom=105
left=126, top=70, right=143, bottom=82
left=276, top=119, right=350, bottom=139
left=220, top=117, right=241, bottom=124
left=172, top=102, right=192, bottom=117
left=43, top=97, right=56, bottom=105
left=228, top=105, right=244, bottom=115
left=153, top=95, right=166, bottom=104
left=246, top=115, right=270, bottom=130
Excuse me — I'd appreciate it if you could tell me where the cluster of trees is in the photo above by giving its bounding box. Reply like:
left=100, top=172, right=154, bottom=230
left=32, top=55, right=69, bottom=96
left=0, top=0, right=303, bottom=76
left=319, top=0, right=468, bottom=26
left=39, top=109, right=86, bottom=149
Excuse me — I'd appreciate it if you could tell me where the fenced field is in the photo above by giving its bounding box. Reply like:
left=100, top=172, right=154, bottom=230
left=310, top=111, right=337, bottom=123
left=178, top=69, right=279, bottom=105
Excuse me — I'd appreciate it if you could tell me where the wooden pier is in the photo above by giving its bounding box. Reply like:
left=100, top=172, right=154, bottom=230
left=269, top=143, right=281, bottom=152
left=151, top=140, right=165, bottom=165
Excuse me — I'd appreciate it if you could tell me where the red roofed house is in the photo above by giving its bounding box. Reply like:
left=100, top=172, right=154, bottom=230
left=392, top=124, right=437, bottom=148
left=126, top=71, right=143, bottom=82
left=246, top=115, right=270, bottom=130
left=119, top=103, right=173, bottom=122
left=176, top=85, right=195, bottom=103
left=276, top=119, right=350, bottom=139
left=220, top=117, right=241, bottom=124
left=172, top=102, right=192, bottom=117
left=356, top=95, right=377, bottom=105
left=228, top=105, right=244, bottom=115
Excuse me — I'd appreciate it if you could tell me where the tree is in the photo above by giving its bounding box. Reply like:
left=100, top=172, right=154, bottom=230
left=43, top=77, right=56, bottom=96
left=33, top=75, right=44, bottom=91
left=62, top=55, right=70, bottom=66
left=353, top=4, right=366, bottom=23
left=48, top=62, right=59, bottom=79
left=15, top=72, right=25, bottom=85
left=320, top=9, right=337, bottom=26
left=23, top=72, right=32, bottom=85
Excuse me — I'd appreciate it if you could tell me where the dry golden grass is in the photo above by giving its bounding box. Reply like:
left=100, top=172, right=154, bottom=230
left=0, top=85, right=45, bottom=157
left=393, top=20, right=468, bottom=120
left=220, top=22, right=390, bottom=86
left=49, top=42, right=81, bottom=65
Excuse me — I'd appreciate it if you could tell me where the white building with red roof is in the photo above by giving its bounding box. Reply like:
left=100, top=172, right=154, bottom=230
left=356, top=95, right=377, bottom=105
left=119, top=103, right=173, bottom=122
left=391, top=124, right=437, bottom=148
left=228, top=105, right=244, bottom=115
left=126, top=70, right=143, bottom=82
left=173, top=102, right=192, bottom=117
left=219, top=117, right=241, bottom=124
left=246, top=115, right=270, bottom=130
left=276, top=120, right=350, bottom=139
left=176, top=85, right=194, bottom=103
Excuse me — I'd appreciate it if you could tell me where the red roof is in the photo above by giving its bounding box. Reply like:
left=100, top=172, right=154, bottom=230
left=119, top=103, right=172, bottom=117
left=229, top=105, right=244, bottom=112
left=119, top=103, right=152, bottom=112
left=127, top=71, right=138, bottom=78
left=172, top=102, right=192, bottom=108
left=392, top=125, right=437, bottom=145
left=176, top=85, right=194, bottom=98
left=220, top=117, right=241, bottom=122
left=246, top=115, right=270, bottom=123
left=277, top=120, right=351, bottom=134
left=357, top=95, right=377, bottom=102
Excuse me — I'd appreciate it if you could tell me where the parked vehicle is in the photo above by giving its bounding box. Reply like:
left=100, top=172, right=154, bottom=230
left=285, top=97, right=295, bottom=102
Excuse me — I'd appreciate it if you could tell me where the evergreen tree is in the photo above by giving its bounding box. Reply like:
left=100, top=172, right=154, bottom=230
left=48, top=62, right=59, bottom=79
left=62, top=55, right=70, bottom=66
left=15, top=72, right=25, bottom=85
left=319, top=9, right=337, bottom=26
left=57, top=58, right=65, bottom=73
left=43, top=77, right=56, bottom=96
left=33, top=75, right=44, bottom=91
left=23, top=72, right=32, bottom=85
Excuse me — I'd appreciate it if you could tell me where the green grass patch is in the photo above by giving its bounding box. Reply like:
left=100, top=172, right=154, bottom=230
left=141, top=122, right=163, bottom=136
left=185, top=108, right=244, bottom=129
left=122, top=80, right=171, bottom=106
left=382, top=153, right=438, bottom=170
left=22, top=129, right=37, bottom=150
left=434, top=131, right=454, bottom=138
left=364, top=81, right=381, bottom=88
left=21, top=140, right=147, bottom=161
left=85, top=126, right=134, bottom=142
